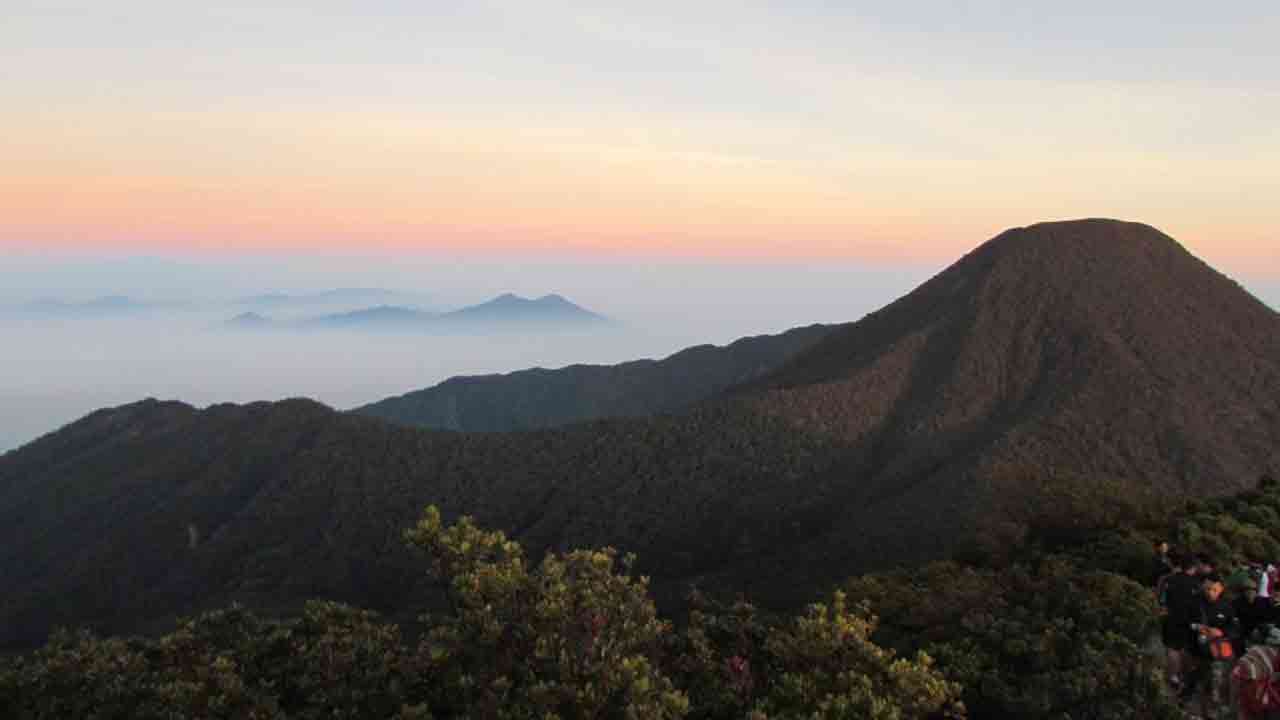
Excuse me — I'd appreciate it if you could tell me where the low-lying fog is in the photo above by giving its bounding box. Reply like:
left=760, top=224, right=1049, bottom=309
left=0, top=259, right=951, bottom=453
left=0, top=318, right=682, bottom=452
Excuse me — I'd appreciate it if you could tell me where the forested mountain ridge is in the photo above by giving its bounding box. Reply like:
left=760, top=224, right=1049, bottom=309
left=0, top=395, right=852, bottom=648
left=1, top=219, right=1277, bottom=652
left=354, top=323, right=836, bottom=431
left=738, top=218, right=1280, bottom=490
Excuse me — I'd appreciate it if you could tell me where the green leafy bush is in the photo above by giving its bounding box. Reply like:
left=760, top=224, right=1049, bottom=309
left=18, top=478, right=1280, bottom=720
left=846, top=558, right=1180, bottom=719
left=668, top=591, right=961, bottom=720
left=404, top=505, right=688, bottom=719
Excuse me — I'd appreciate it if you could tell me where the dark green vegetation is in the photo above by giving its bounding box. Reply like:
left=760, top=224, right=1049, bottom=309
left=1, top=219, right=1277, bottom=663
left=846, top=469, right=1186, bottom=719
left=0, top=507, right=961, bottom=719
left=11, top=479, right=1280, bottom=718
left=355, top=323, right=836, bottom=431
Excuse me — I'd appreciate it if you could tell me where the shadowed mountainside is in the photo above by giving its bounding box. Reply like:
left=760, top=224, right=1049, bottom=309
left=354, top=323, right=836, bottom=431
left=744, top=218, right=1279, bottom=490
left=1, top=219, right=1277, bottom=650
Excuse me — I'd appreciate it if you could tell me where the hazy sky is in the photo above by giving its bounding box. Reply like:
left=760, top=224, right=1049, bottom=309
left=3, top=1, right=1277, bottom=274
left=3, top=2, right=1278, bottom=452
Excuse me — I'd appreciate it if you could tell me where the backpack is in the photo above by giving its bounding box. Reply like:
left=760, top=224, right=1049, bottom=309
left=1208, top=636, right=1235, bottom=661
left=1234, top=646, right=1280, bottom=716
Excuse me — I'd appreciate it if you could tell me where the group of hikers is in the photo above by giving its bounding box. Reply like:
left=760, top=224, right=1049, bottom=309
left=1155, top=542, right=1280, bottom=719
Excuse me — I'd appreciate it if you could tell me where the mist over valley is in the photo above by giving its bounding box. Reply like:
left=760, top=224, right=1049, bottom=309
left=0, top=261, right=933, bottom=453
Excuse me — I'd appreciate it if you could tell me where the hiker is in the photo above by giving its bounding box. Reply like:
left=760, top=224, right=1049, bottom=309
left=1236, top=577, right=1275, bottom=646
left=1233, top=624, right=1280, bottom=720
left=1153, top=540, right=1173, bottom=587
left=1185, top=573, right=1240, bottom=718
left=1162, top=552, right=1202, bottom=692
left=1229, top=560, right=1255, bottom=593
left=1196, top=554, right=1217, bottom=577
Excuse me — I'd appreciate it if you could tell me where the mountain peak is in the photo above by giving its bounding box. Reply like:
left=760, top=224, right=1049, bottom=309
left=441, top=293, right=608, bottom=325
left=976, top=218, right=1185, bottom=264
left=763, top=219, right=1273, bottom=389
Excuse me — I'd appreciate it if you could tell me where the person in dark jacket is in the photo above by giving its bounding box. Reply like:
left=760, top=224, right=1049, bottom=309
left=1185, top=574, right=1240, bottom=717
left=1162, top=553, right=1202, bottom=692
left=1234, top=578, right=1274, bottom=645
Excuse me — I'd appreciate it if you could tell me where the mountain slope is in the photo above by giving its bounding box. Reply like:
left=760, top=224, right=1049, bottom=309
left=2, top=219, right=1276, bottom=650
left=744, top=218, right=1279, bottom=491
left=354, top=323, right=836, bottom=431
left=0, top=396, right=848, bottom=648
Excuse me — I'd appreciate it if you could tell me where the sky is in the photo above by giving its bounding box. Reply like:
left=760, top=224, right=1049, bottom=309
left=2, top=2, right=1278, bottom=452
left=3, top=1, right=1278, bottom=273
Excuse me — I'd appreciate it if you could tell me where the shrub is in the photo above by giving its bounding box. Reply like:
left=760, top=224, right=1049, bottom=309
left=404, top=505, right=689, bottom=719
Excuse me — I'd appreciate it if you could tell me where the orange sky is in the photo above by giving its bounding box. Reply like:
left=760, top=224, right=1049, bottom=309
left=3, top=4, right=1277, bottom=276
left=3, top=108, right=1275, bottom=274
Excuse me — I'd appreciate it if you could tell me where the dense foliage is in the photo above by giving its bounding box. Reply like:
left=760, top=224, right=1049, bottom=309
left=10, top=473, right=1280, bottom=718
left=670, top=591, right=962, bottom=720
left=0, top=602, right=426, bottom=719
left=845, top=559, right=1176, bottom=719
left=840, top=472, right=1280, bottom=719
left=402, top=506, right=688, bottom=718
left=1, top=507, right=959, bottom=719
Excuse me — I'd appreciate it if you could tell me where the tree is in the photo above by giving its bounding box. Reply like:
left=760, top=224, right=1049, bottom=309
left=404, top=505, right=689, bottom=719
left=754, top=590, right=962, bottom=720
left=845, top=558, right=1180, bottom=719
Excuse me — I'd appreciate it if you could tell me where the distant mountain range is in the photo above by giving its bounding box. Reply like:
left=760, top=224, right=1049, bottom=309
left=12, top=295, right=187, bottom=317
left=437, top=293, right=603, bottom=326
left=230, top=293, right=610, bottom=332
left=300, top=305, right=431, bottom=329
left=1, top=219, right=1276, bottom=651
left=226, top=311, right=273, bottom=329
left=2, top=290, right=609, bottom=335
left=235, top=288, right=429, bottom=309
left=7, top=289, right=425, bottom=319
left=355, top=323, right=836, bottom=431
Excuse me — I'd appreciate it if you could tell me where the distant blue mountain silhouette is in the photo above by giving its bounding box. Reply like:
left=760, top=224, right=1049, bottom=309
left=225, top=311, right=274, bottom=329
left=236, top=288, right=413, bottom=307
left=437, top=294, right=607, bottom=325
left=232, top=294, right=609, bottom=332
left=300, top=305, right=434, bottom=329
left=16, top=296, right=183, bottom=317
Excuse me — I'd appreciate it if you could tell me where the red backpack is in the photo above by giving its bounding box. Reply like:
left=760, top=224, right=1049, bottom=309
left=1235, top=648, right=1280, bottom=716
left=1208, top=636, right=1235, bottom=661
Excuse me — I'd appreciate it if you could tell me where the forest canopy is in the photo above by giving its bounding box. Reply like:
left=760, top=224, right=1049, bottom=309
left=7, top=472, right=1280, bottom=719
